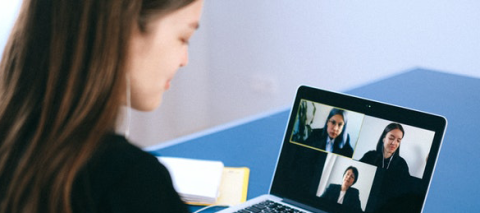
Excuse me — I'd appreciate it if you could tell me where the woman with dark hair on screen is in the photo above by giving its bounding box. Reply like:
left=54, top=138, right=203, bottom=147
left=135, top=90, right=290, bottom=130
left=360, top=123, right=415, bottom=212
left=304, top=108, right=354, bottom=157
left=321, top=166, right=362, bottom=212
left=0, top=0, right=203, bottom=212
left=360, top=123, right=410, bottom=176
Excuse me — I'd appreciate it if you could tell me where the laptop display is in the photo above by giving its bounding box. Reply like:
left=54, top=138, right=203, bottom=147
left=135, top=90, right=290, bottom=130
left=271, top=86, right=446, bottom=213
left=219, top=86, right=446, bottom=213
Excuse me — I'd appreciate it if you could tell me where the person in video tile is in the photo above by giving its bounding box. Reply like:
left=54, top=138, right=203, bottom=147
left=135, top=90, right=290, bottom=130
left=321, top=166, right=362, bottom=212
left=359, top=123, right=410, bottom=176
left=304, top=108, right=354, bottom=157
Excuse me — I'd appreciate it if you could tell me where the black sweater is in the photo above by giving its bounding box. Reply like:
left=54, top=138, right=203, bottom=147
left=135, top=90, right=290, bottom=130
left=72, top=134, right=189, bottom=213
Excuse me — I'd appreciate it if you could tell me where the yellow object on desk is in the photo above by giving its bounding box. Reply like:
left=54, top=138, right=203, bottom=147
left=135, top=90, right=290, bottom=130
left=215, top=167, right=250, bottom=206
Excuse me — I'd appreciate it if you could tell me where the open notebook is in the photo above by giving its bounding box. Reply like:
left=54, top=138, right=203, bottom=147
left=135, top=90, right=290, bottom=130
left=157, top=157, right=249, bottom=206
left=218, top=86, right=447, bottom=213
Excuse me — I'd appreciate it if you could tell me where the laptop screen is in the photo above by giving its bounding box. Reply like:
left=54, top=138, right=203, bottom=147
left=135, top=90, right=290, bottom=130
left=270, top=86, right=446, bottom=213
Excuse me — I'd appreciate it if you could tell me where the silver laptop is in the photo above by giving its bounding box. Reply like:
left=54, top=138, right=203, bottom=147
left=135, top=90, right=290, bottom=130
left=218, top=86, right=447, bottom=213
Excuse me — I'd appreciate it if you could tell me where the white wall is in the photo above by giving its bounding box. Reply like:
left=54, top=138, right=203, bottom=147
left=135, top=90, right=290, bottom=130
left=2, top=1, right=480, bottom=147
left=0, top=1, right=21, bottom=52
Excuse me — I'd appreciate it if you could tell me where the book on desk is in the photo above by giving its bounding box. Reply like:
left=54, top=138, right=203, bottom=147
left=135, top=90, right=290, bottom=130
left=157, top=156, right=249, bottom=206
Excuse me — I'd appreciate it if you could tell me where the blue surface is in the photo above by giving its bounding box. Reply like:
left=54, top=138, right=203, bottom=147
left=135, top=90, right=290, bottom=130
left=151, top=68, right=480, bottom=212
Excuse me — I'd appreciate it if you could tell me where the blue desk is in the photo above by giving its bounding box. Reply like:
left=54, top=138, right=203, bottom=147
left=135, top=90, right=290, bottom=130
left=148, top=68, right=480, bottom=212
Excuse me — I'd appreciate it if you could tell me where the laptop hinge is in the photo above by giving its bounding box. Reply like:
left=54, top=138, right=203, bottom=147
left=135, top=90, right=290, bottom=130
left=282, top=198, right=327, bottom=213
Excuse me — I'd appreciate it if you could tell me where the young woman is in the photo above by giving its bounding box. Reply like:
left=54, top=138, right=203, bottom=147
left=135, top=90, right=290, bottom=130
left=304, top=108, right=354, bottom=158
left=360, top=123, right=413, bottom=212
left=360, top=123, right=410, bottom=176
left=0, top=0, right=203, bottom=212
left=321, top=166, right=362, bottom=212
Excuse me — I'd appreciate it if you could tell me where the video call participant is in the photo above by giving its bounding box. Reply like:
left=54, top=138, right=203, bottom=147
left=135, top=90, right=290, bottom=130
left=360, top=123, right=417, bottom=212
left=321, top=166, right=362, bottom=213
left=304, top=108, right=354, bottom=158
left=359, top=123, right=410, bottom=176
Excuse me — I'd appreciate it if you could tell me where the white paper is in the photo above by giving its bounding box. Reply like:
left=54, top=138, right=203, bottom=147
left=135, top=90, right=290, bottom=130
left=157, top=156, right=224, bottom=204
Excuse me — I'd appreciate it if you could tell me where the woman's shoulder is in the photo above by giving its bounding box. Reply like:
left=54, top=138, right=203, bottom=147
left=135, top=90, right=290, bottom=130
left=322, top=183, right=340, bottom=197
left=395, top=155, right=410, bottom=174
left=360, top=150, right=377, bottom=159
left=327, top=183, right=341, bottom=188
left=397, top=155, right=408, bottom=165
left=348, top=187, right=360, bottom=195
left=359, top=150, right=379, bottom=165
left=86, top=133, right=167, bottom=181
left=73, top=133, right=187, bottom=212
left=75, top=133, right=164, bottom=189
left=87, top=134, right=162, bottom=174
left=99, top=134, right=152, bottom=158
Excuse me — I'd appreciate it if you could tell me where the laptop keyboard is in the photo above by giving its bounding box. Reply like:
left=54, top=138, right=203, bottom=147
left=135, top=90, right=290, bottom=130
left=233, top=200, right=307, bottom=213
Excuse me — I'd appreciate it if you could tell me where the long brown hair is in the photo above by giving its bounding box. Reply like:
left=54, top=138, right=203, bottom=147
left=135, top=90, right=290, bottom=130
left=0, top=0, right=193, bottom=212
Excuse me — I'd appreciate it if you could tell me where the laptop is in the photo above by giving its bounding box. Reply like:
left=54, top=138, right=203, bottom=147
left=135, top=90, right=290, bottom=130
left=218, top=85, right=447, bottom=213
